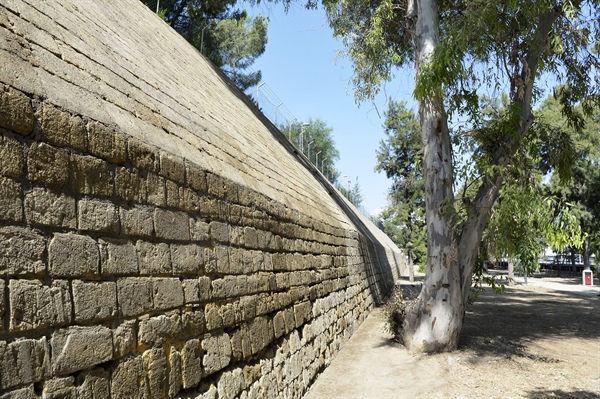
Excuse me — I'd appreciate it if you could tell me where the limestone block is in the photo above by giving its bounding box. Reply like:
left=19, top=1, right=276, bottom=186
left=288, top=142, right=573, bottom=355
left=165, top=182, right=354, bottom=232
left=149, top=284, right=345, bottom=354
left=111, top=320, right=135, bottom=358
left=0, top=85, right=33, bottom=135
left=0, top=176, right=22, bottom=222
left=182, top=279, right=199, bottom=304
left=189, top=217, right=209, bottom=242
left=181, top=187, right=201, bottom=213
left=48, top=233, right=99, bottom=277
left=0, top=133, right=24, bottom=178
left=72, top=280, right=117, bottom=322
left=273, top=311, right=285, bottom=339
left=99, top=238, right=138, bottom=275
left=209, top=221, right=229, bottom=243
left=211, top=276, right=237, bottom=299
left=0, top=386, right=37, bottom=399
left=248, top=317, right=272, bottom=355
left=9, top=279, right=71, bottom=332
left=42, top=377, right=76, bottom=399
left=24, top=187, right=76, bottom=228
left=0, top=337, right=49, bottom=390
left=87, top=121, right=126, bottom=164
left=198, top=276, right=211, bottom=302
left=78, top=198, right=120, bottom=233
left=115, top=167, right=147, bottom=204
left=154, top=209, right=189, bottom=241
left=0, top=226, right=46, bottom=277
left=168, top=347, right=182, bottom=398
left=294, top=301, right=312, bottom=328
left=181, top=339, right=202, bottom=389
left=110, top=356, right=148, bottom=399
left=142, top=347, right=167, bottom=399
left=128, top=137, right=159, bottom=173
left=35, top=102, right=86, bottom=150
left=121, top=206, right=154, bottom=237
left=165, top=179, right=182, bottom=208
left=159, top=152, right=185, bottom=183
left=146, top=173, right=166, bottom=207
left=27, top=142, right=69, bottom=188
left=0, top=281, right=3, bottom=334
left=76, top=369, right=110, bottom=399
left=180, top=309, right=206, bottom=337
left=229, top=329, right=243, bottom=362
left=185, top=162, right=207, bottom=193
left=197, top=196, right=219, bottom=220
left=70, top=154, right=113, bottom=197
left=202, top=333, right=231, bottom=375
left=153, top=278, right=184, bottom=310
left=136, top=241, right=171, bottom=275
left=138, top=314, right=182, bottom=346
left=50, top=326, right=112, bottom=374
left=217, top=369, right=244, bottom=399
left=227, top=248, right=243, bottom=274
left=244, top=227, right=258, bottom=249
left=117, top=277, right=153, bottom=317
left=171, top=244, right=202, bottom=275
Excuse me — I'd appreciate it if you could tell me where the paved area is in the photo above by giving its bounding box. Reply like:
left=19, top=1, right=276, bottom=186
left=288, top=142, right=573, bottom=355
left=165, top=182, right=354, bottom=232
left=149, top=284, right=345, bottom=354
left=303, top=275, right=600, bottom=399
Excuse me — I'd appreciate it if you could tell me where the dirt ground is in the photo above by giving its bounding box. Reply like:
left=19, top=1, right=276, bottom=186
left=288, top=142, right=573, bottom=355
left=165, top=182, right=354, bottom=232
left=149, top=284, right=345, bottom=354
left=304, top=279, right=600, bottom=399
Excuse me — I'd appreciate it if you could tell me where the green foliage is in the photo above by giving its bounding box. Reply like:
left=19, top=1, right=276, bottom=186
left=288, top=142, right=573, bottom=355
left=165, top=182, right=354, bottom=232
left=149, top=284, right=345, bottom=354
left=375, top=100, right=427, bottom=269
left=141, top=0, right=268, bottom=91
left=337, top=178, right=364, bottom=207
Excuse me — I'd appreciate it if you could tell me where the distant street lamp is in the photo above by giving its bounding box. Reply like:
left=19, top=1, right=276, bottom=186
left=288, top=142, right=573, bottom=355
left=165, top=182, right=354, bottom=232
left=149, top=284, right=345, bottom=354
left=321, top=157, right=328, bottom=173
left=156, top=0, right=160, bottom=13
left=307, top=141, right=314, bottom=162
left=300, top=123, right=309, bottom=153
left=315, top=151, right=321, bottom=169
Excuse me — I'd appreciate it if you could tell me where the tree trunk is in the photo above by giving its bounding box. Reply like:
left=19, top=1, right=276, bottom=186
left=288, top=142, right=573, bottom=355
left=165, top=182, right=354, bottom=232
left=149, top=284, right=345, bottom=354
left=508, top=260, right=515, bottom=285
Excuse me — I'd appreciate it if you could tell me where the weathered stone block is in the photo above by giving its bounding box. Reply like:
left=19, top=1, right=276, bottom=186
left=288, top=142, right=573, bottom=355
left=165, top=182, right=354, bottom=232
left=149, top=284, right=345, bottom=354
left=0, top=337, right=49, bottom=390
left=9, top=279, right=71, bottom=332
left=137, top=241, right=171, bottom=275
left=165, top=179, right=182, bottom=208
left=168, top=347, right=182, bottom=398
left=112, top=320, right=135, bottom=358
left=36, top=102, right=86, bottom=150
left=110, top=356, right=148, bottom=399
left=159, top=152, right=185, bottom=183
left=76, top=369, right=110, bottom=399
left=99, top=238, right=138, bottom=275
left=146, top=173, right=166, bottom=207
left=153, top=278, right=184, bottom=310
left=0, top=385, right=37, bottom=399
left=211, top=276, right=238, bottom=299
left=181, top=339, right=202, bottom=389
left=204, top=305, right=222, bottom=331
left=294, top=301, right=312, bottom=328
left=115, top=166, right=147, bottom=204
left=78, top=198, right=120, bottom=233
left=48, top=233, right=99, bottom=277
left=209, top=221, right=229, bottom=243
left=87, top=121, right=126, bottom=164
left=27, top=142, right=69, bottom=188
left=72, top=280, right=117, bottom=322
left=154, top=208, right=189, bottom=241
left=142, top=347, right=167, bottom=399
left=0, top=226, right=46, bottom=277
left=120, top=206, right=154, bottom=237
left=0, top=176, right=22, bottom=222
left=50, top=326, right=112, bottom=375
left=202, top=333, right=231, bottom=375
left=180, top=309, right=206, bottom=337
left=0, top=85, right=33, bottom=135
left=198, top=276, right=211, bottom=302
left=185, top=162, right=207, bottom=193
left=171, top=244, right=202, bottom=275
left=138, top=314, right=181, bottom=346
left=182, top=279, right=199, bottom=304
left=70, top=154, right=113, bottom=197
left=0, top=281, right=3, bottom=333
left=273, top=311, right=285, bottom=339
left=0, top=133, right=24, bottom=178
left=24, top=187, right=76, bottom=228
left=128, top=137, right=159, bottom=172
left=181, top=187, right=201, bottom=213
left=206, top=246, right=228, bottom=274
left=42, top=377, right=76, bottom=399
left=244, top=227, right=258, bottom=249
left=117, top=277, right=153, bottom=317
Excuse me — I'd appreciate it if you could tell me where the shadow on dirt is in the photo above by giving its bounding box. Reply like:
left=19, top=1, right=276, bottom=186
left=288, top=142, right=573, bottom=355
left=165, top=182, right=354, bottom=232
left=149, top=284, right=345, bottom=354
left=525, top=388, right=600, bottom=398
left=458, top=286, right=600, bottom=358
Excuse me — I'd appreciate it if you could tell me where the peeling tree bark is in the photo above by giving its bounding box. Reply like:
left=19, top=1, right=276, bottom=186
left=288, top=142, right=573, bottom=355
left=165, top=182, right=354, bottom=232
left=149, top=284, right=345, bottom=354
left=401, top=0, right=561, bottom=353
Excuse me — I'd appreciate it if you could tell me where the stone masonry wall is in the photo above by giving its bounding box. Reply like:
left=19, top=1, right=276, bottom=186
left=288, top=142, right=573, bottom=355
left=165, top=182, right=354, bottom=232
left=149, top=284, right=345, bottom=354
left=0, top=1, right=404, bottom=398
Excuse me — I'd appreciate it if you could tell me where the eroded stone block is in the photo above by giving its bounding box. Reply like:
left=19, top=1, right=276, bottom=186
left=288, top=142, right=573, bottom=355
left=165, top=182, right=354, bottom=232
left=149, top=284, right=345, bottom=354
left=137, top=241, right=171, bottom=275
left=50, top=326, right=112, bottom=375
left=9, top=279, right=71, bottom=332
left=117, top=277, right=153, bottom=317
left=0, top=176, right=22, bottom=222
left=0, top=337, right=49, bottom=390
left=78, top=198, right=120, bottom=233
left=72, top=280, right=117, bottom=322
left=0, top=226, right=46, bottom=277
left=99, top=238, right=138, bottom=275
left=48, top=233, right=99, bottom=277
left=25, top=187, right=76, bottom=228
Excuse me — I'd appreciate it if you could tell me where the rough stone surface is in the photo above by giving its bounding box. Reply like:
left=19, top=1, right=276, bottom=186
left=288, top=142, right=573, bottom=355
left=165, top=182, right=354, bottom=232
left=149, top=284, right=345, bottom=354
left=117, top=277, right=154, bottom=317
left=50, top=326, right=113, bottom=374
left=120, top=205, right=154, bottom=237
left=72, top=280, right=117, bottom=322
left=24, top=187, right=76, bottom=228
left=76, top=370, right=110, bottom=399
left=154, top=209, right=189, bottom=241
left=78, top=198, right=120, bottom=233
left=9, top=279, right=71, bottom=332
left=0, top=85, right=33, bottom=135
left=87, top=121, right=126, bottom=164
left=99, top=238, right=138, bottom=275
left=152, top=278, right=184, bottom=310
left=0, top=176, right=22, bottom=222
left=137, top=241, right=171, bottom=275
left=48, top=233, right=99, bottom=277
left=202, top=333, right=232, bottom=375
left=0, top=133, right=24, bottom=178
left=110, top=356, right=148, bottom=399
left=0, top=226, right=46, bottom=277
left=171, top=244, right=203, bottom=275
left=0, top=337, right=49, bottom=390
left=27, top=142, right=69, bottom=188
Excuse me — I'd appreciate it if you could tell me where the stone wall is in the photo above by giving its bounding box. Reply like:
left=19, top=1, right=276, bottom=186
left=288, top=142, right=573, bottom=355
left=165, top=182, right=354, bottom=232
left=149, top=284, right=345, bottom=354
left=0, top=1, right=404, bottom=398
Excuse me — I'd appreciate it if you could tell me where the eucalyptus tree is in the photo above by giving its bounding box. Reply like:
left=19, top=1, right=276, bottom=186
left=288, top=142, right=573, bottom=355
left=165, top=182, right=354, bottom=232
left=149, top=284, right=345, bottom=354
left=318, top=0, right=600, bottom=352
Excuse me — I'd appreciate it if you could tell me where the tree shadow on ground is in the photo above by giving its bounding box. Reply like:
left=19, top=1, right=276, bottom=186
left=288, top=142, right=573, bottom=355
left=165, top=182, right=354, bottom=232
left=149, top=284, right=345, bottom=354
left=525, top=388, right=600, bottom=398
left=457, top=286, right=600, bottom=359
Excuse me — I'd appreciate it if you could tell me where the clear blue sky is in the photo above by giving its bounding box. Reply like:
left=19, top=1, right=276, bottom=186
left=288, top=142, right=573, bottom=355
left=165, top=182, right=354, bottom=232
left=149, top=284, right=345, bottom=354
left=245, top=3, right=417, bottom=215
